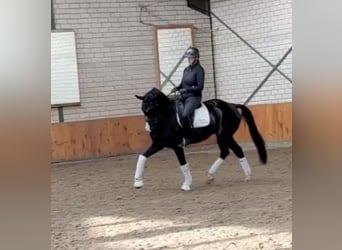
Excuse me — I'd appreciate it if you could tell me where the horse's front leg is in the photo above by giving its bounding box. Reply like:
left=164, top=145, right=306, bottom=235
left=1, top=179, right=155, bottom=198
left=134, top=142, right=163, bottom=189
left=173, top=146, right=192, bottom=191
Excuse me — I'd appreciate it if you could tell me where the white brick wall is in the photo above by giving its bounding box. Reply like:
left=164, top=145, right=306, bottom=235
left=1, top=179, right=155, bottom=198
left=51, top=31, right=81, bottom=105
left=211, top=0, right=292, bottom=104
left=51, top=0, right=215, bottom=122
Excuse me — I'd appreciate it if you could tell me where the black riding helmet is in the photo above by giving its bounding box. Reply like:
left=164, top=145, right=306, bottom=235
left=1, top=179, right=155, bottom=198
left=184, top=47, right=200, bottom=58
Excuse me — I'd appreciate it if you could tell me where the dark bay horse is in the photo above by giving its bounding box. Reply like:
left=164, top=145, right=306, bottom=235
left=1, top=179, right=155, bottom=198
left=134, top=87, right=267, bottom=191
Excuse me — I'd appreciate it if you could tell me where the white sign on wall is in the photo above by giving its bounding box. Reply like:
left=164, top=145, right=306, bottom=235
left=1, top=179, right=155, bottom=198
left=51, top=31, right=80, bottom=106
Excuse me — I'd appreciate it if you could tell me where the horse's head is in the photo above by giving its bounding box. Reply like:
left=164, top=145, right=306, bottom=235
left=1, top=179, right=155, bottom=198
left=135, top=87, right=170, bottom=117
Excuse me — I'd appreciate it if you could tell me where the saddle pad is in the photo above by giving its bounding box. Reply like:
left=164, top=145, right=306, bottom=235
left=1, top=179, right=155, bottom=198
left=177, top=103, right=210, bottom=128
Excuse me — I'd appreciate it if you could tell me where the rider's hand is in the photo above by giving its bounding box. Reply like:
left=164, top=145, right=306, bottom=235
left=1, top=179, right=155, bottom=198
left=179, top=88, right=187, bottom=94
left=171, top=87, right=178, bottom=93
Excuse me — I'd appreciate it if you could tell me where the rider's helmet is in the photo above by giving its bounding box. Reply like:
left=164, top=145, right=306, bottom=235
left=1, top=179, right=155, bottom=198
left=184, top=47, right=200, bottom=58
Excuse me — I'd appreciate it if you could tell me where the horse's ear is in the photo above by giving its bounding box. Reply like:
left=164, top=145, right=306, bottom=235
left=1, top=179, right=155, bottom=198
left=135, top=94, right=144, bottom=100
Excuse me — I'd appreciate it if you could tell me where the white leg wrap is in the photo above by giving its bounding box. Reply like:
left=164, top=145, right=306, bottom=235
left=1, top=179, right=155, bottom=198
left=134, top=155, right=147, bottom=188
left=180, top=163, right=192, bottom=191
left=239, top=157, right=251, bottom=179
left=208, top=158, right=224, bottom=175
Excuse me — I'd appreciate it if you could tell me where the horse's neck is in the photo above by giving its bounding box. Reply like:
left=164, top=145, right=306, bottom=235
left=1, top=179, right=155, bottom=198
left=146, top=102, right=175, bottom=128
left=158, top=102, right=176, bottom=120
left=166, top=100, right=177, bottom=117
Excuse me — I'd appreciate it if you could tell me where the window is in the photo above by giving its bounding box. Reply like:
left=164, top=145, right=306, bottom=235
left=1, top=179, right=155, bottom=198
left=155, top=26, right=194, bottom=94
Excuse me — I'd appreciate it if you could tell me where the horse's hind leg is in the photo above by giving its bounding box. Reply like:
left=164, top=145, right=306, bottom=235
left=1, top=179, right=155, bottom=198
left=207, top=137, right=230, bottom=183
left=228, top=137, right=252, bottom=182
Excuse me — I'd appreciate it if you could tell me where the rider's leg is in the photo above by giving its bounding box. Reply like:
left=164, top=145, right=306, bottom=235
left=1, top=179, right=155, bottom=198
left=180, top=96, right=201, bottom=146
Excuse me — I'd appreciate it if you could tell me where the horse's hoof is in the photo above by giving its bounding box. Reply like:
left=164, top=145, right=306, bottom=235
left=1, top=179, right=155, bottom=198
left=207, top=174, right=214, bottom=184
left=244, top=176, right=251, bottom=182
left=181, top=184, right=191, bottom=191
left=134, top=180, right=144, bottom=188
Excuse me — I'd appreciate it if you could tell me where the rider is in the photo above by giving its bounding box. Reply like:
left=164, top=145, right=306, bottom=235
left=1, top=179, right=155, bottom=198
left=172, top=46, right=205, bottom=147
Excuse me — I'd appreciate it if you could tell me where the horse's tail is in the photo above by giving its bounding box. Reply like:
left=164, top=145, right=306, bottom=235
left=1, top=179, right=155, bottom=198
left=236, top=104, right=267, bottom=164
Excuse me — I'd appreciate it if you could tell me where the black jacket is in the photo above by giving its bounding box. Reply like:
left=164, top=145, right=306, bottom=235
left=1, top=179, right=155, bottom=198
left=176, top=62, right=205, bottom=99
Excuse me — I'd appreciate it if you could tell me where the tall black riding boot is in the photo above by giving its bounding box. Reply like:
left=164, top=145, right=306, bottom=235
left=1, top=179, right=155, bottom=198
left=179, top=117, right=193, bottom=147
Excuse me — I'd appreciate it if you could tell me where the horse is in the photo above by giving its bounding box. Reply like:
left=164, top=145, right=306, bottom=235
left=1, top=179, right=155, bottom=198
left=134, top=87, right=267, bottom=191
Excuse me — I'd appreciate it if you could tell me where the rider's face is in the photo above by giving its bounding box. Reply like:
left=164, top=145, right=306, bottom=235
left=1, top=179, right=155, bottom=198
left=188, top=57, right=196, bottom=65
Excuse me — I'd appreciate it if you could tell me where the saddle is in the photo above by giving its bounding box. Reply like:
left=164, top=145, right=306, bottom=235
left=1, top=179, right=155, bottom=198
left=175, top=100, right=210, bottom=128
